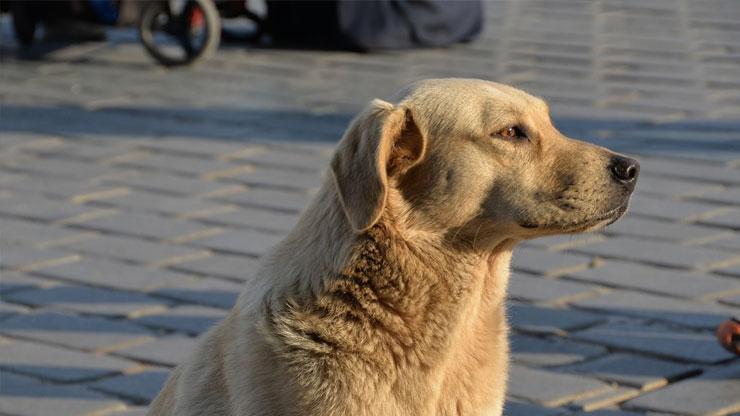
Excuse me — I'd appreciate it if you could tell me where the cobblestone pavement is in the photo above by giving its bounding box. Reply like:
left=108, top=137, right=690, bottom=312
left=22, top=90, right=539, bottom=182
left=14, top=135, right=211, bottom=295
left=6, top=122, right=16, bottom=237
left=1, top=1, right=740, bottom=415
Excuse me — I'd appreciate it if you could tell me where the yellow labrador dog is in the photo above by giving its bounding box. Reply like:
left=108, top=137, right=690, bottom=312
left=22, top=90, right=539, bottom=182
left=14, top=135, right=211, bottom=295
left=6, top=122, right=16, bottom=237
left=148, top=79, right=638, bottom=416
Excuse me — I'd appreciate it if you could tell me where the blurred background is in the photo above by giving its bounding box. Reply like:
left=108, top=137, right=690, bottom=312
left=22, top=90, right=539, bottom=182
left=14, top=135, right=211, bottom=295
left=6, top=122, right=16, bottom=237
left=1, top=1, right=739, bottom=415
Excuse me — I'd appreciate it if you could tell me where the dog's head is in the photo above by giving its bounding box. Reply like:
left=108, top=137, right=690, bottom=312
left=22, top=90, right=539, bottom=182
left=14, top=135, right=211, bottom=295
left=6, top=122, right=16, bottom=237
left=331, top=79, right=638, bottom=249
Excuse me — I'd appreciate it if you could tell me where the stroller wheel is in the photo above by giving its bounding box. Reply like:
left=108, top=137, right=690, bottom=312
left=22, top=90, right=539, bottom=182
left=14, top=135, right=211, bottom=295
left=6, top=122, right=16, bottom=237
left=10, top=0, right=39, bottom=46
left=139, top=0, right=221, bottom=66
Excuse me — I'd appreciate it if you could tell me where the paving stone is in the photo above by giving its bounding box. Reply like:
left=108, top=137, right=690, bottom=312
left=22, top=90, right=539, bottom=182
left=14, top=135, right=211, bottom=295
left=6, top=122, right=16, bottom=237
left=169, top=253, right=261, bottom=282
left=92, top=190, right=233, bottom=218
left=0, top=339, right=138, bottom=382
left=503, top=400, right=566, bottom=416
left=511, top=334, right=607, bottom=367
left=221, top=166, right=323, bottom=191
left=31, top=258, right=192, bottom=292
left=3, top=284, right=170, bottom=318
left=152, top=277, right=242, bottom=309
left=512, top=247, right=594, bottom=276
left=59, top=234, right=210, bottom=266
left=114, top=153, right=245, bottom=178
left=522, top=233, right=607, bottom=251
left=690, top=188, right=740, bottom=206
left=603, top=216, right=731, bottom=244
left=569, top=237, right=738, bottom=270
left=9, top=158, right=124, bottom=181
left=187, top=229, right=283, bottom=257
left=136, top=137, right=257, bottom=158
left=705, top=234, right=740, bottom=252
left=634, top=175, right=724, bottom=199
left=624, top=362, right=740, bottom=415
left=90, top=369, right=170, bottom=404
left=570, top=290, right=739, bottom=329
left=0, top=193, right=109, bottom=223
left=698, top=208, right=740, bottom=230
left=112, top=335, right=198, bottom=367
left=507, top=364, right=612, bottom=407
left=228, top=147, right=329, bottom=171
left=0, top=271, right=57, bottom=295
left=508, top=303, right=607, bottom=335
left=568, top=387, right=641, bottom=412
left=640, top=158, right=740, bottom=185
left=198, top=207, right=298, bottom=234
left=212, top=187, right=313, bottom=213
left=558, top=353, right=700, bottom=390
left=35, top=140, right=136, bottom=162
left=0, top=246, right=81, bottom=272
left=571, top=321, right=735, bottom=364
left=627, top=196, right=727, bottom=222
left=0, top=217, right=95, bottom=247
left=104, top=172, right=240, bottom=197
left=134, top=305, right=227, bottom=335
left=3, top=176, right=129, bottom=203
left=73, top=211, right=221, bottom=242
left=564, top=261, right=740, bottom=299
left=0, top=371, right=126, bottom=416
left=509, top=275, right=604, bottom=304
left=715, top=263, right=740, bottom=278
left=570, top=410, right=643, bottom=416
left=0, top=300, right=29, bottom=321
left=0, top=311, right=154, bottom=353
left=719, top=293, right=740, bottom=307
left=105, top=407, right=149, bottom=416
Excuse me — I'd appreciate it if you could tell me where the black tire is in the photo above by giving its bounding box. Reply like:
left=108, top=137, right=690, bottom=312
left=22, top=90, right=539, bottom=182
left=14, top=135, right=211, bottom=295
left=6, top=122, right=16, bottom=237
left=10, top=1, right=38, bottom=46
left=139, top=0, right=220, bottom=66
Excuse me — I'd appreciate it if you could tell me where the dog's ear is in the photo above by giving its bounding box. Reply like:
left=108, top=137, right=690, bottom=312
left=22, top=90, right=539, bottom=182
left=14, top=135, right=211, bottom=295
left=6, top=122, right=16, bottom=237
left=331, top=99, right=426, bottom=233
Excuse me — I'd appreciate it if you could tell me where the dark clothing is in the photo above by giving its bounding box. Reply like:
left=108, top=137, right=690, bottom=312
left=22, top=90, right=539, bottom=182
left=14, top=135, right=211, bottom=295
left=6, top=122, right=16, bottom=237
left=266, top=0, right=483, bottom=50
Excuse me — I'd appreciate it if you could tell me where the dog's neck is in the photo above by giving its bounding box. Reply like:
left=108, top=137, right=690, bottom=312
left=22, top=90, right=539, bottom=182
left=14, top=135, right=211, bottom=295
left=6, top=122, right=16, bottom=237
left=262, top=182, right=514, bottom=364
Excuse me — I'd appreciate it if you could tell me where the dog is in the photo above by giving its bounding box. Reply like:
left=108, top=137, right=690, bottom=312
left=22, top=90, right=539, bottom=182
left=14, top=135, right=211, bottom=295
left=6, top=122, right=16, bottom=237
left=147, top=78, right=638, bottom=416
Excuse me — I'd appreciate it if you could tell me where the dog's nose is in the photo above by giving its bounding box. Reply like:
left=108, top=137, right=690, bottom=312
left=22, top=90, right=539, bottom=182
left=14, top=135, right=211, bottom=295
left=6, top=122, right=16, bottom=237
left=610, top=156, right=639, bottom=185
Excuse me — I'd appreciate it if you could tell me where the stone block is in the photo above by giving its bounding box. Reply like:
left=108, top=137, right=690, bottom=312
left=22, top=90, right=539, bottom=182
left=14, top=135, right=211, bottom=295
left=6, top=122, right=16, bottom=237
left=571, top=321, right=734, bottom=364
left=60, top=234, right=210, bottom=266
left=0, top=311, right=154, bottom=353
left=112, top=335, right=198, bottom=367
left=570, top=290, right=738, bottom=329
left=558, top=353, right=700, bottom=390
left=152, top=277, right=242, bottom=309
left=169, top=253, right=260, bottom=282
left=508, top=303, right=605, bottom=335
left=624, top=362, right=740, bottom=415
left=4, top=284, right=170, bottom=318
left=0, top=371, right=126, bottom=416
left=507, top=364, right=612, bottom=407
left=90, top=369, right=170, bottom=404
left=512, top=247, right=593, bottom=276
left=188, top=229, right=282, bottom=257
left=0, top=339, right=138, bottom=382
left=31, top=258, right=192, bottom=292
left=509, top=275, right=604, bottom=304
left=569, top=237, right=737, bottom=270
left=134, top=305, right=227, bottom=335
left=73, top=212, right=221, bottom=242
left=511, top=334, right=607, bottom=367
left=565, top=261, right=740, bottom=299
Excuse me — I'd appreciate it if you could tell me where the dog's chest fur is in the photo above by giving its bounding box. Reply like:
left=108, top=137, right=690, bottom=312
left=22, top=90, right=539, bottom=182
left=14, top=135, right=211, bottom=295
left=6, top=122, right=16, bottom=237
left=268, top=226, right=512, bottom=415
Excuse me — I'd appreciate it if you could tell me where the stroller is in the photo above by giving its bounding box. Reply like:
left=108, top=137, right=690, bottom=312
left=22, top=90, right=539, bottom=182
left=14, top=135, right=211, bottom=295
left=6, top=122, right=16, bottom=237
left=6, top=0, right=258, bottom=66
left=7, top=0, right=483, bottom=66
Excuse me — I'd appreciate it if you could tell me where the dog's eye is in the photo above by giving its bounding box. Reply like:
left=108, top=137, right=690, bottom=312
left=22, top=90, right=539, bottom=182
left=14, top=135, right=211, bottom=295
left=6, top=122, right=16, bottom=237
left=496, top=126, right=527, bottom=140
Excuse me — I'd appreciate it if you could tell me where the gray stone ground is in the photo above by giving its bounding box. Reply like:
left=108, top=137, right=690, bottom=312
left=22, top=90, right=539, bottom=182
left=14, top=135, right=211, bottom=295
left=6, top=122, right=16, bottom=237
left=1, top=0, right=740, bottom=415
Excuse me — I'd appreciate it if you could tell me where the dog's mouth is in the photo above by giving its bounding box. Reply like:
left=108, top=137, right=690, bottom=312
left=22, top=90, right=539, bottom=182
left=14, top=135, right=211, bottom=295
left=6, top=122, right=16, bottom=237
left=518, top=200, right=630, bottom=233
left=569, top=201, right=629, bottom=232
